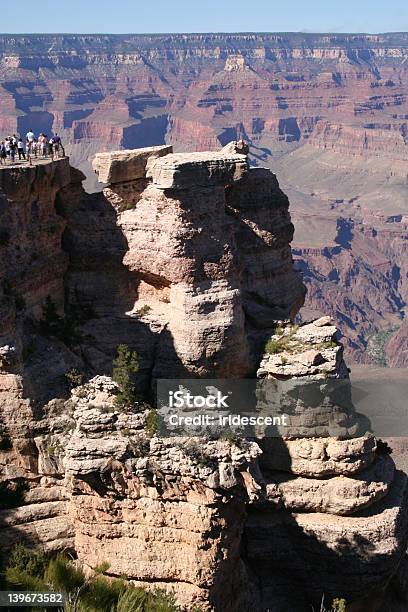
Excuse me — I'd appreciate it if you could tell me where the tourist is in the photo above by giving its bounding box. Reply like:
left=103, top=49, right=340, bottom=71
left=52, top=133, right=63, bottom=158
left=0, top=142, right=6, bottom=165
left=17, top=137, right=25, bottom=160
left=9, top=137, right=17, bottom=163
left=38, top=133, right=48, bottom=157
left=26, top=128, right=35, bottom=144
left=4, top=138, right=10, bottom=160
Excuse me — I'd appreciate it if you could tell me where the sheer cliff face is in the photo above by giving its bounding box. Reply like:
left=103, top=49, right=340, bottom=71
left=84, top=144, right=304, bottom=378
left=0, top=151, right=407, bottom=611
left=0, top=32, right=407, bottom=364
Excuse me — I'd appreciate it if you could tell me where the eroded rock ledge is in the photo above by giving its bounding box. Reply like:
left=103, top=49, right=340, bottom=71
left=0, top=147, right=407, bottom=611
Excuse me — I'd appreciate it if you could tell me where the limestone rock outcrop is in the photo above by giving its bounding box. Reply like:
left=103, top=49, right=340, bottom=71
left=92, top=145, right=172, bottom=184
left=89, top=143, right=304, bottom=379
left=0, top=150, right=407, bottom=612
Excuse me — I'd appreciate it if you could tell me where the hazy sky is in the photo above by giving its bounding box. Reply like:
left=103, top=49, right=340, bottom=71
left=2, top=0, right=408, bottom=34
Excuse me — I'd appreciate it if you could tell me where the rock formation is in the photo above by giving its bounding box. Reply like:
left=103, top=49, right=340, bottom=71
left=1, top=32, right=407, bottom=363
left=0, top=147, right=407, bottom=611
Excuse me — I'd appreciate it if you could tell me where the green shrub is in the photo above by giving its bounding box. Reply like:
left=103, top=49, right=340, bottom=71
left=65, top=368, right=84, bottom=388
left=265, top=338, right=281, bottom=354
left=112, top=344, right=139, bottom=409
left=2, top=546, right=179, bottom=612
left=45, top=553, right=85, bottom=592
left=145, top=409, right=158, bottom=437
left=5, top=544, right=48, bottom=592
left=265, top=336, right=293, bottom=354
left=265, top=325, right=300, bottom=355
left=135, top=305, right=152, bottom=317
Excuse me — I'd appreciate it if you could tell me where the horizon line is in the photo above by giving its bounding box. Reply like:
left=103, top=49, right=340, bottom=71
left=1, top=30, right=408, bottom=37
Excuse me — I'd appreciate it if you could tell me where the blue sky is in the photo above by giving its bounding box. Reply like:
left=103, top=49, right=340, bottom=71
left=2, top=0, right=408, bottom=34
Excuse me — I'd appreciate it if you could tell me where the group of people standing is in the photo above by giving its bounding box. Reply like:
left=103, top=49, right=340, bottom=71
left=0, top=130, right=65, bottom=165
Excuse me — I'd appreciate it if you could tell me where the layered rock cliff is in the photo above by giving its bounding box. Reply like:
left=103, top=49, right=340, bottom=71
left=0, top=148, right=407, bottom=611
left=1, top=32, right=407, bottom=364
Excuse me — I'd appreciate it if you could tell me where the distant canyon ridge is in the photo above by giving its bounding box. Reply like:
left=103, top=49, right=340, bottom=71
left=0, top=32, right=407, bottom=364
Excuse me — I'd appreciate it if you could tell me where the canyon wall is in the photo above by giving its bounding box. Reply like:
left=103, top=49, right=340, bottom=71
left=0, top=148, right=407, bottom=610
left=0, top=32, right=406, bottom=364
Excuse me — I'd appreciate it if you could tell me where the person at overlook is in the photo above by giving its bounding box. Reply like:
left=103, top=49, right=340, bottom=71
left=0, top=142, right=6, bottom=165
left=17, top=137, right=25, bottom=160
left=51, top=133, right=63, bottom=158
left=4, top=138, right=10, bottom=160
left=9, top=137, right=17, bottom=163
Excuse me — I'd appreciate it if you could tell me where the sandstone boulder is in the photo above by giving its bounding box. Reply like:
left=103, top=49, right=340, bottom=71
left=147, top=150, right=248, bottom=189
left=92, top=145, right=172, bottom=184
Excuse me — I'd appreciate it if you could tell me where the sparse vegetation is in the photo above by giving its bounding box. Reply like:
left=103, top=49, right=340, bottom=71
left=366, top=326, right=399, bottom=367
left=96, top=404, right=115, bottom=414
left=127, top=434, right=150, bottom=457
left=265, top=335, right=293, bottom=355
left=65, top=368, right=84, bottom=389
left=314, top=596, right=347, bottom=612
left=265, top=324, right=337, bottom=357
left=183, top=441, right=216, bottom=468
left=316, top=340, right=338, bottom=350
left=74, top=386, right=88, bottom=399
left=3, top=545, right=178, bottom=611
left=219, top=429, right=242, bottom=446
left=112, top=344, right=140, bottom=409
left=145, top=408, right=158, bottom=437
left=265, top=324, right=300, bottom=355
left=39, top=296, right=84, bottom=346
left=273, top=323, right=285, bottom=336
left=135, top=304, right=152, bottom=317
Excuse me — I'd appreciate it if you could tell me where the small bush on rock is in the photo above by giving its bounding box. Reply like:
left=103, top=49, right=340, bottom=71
left=64, top=368, right=84, bottom=388
left=112, top=344, right=139, bottom=409
left=145, top=408, right=158, bottom=437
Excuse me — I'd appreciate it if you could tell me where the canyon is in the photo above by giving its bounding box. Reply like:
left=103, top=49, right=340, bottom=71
left=0, top=145, right=407, bottom=610
left=0, top=33, right=407, bottom=364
